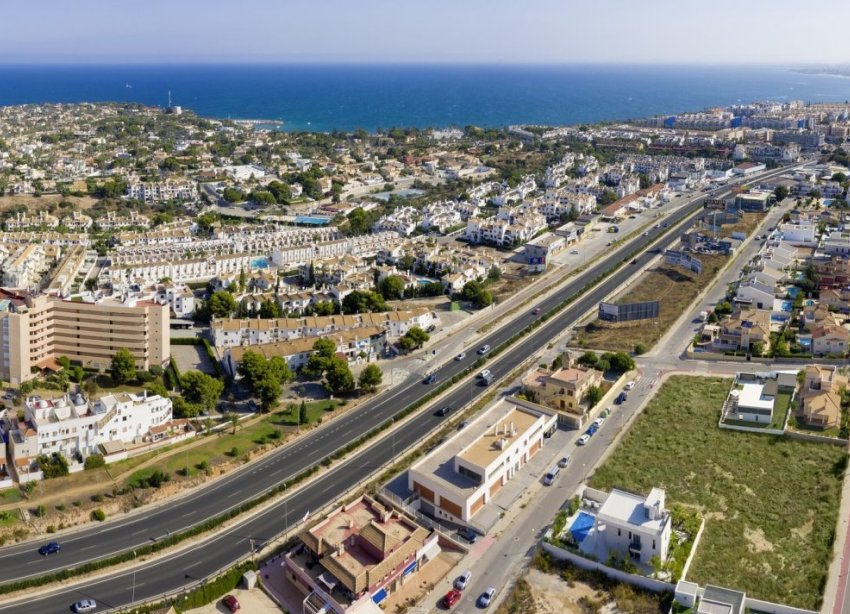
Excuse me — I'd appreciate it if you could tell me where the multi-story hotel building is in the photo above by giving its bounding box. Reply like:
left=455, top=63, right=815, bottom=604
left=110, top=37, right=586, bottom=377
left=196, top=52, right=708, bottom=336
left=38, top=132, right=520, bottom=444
left=0, top=289, right=169, bottom=384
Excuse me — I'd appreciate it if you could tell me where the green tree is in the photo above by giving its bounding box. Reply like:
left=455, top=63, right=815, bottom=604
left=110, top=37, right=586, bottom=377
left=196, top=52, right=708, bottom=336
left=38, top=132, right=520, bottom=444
left=598, top=189, right=618, bottom=206
left=303, top=338, right=337, bottom=379
left=576, top=351, right=599, bottom=369
left=250, top=190, right=276, bottom=207
left=180, top=370, right=224, bottom=414
left=172, top=397, right=202, bottom=419
left=208, top=290, right=237, bottom=319
left=341, top=290, right=387, bottom=314
left=487, top=265, right=502, bottom=281
left=222, top=187, right=244, bottom=203
left=399, top=326, right=430, bottom=351
left=227, top=412, right=240, bottom=435
left=253, top=373, right=281, bottom=412
left=358, top=364, right=383, bottom=393
left=751, top=341, right=765, bottom=357
left=110, top=348, right=136, bottom=385
left=37, top=453, right=70, bottom=479
left=633, top=343, right=647, bottom=356
left=603, top=352, right=635, bottom=374
left=324, top=356, right=355, bottom=396
left=299, top=400, right=308, bottom=425
left=378, top=275, right=406, bottom=300
left=583, top=385, right=602, bottom=407
left=773, top=185, right=789, bottom=201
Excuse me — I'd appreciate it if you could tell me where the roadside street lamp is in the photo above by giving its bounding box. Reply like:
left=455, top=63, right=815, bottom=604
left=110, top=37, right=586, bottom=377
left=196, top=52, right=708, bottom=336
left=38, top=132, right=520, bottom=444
left=131, top=550, right=137, bottom=604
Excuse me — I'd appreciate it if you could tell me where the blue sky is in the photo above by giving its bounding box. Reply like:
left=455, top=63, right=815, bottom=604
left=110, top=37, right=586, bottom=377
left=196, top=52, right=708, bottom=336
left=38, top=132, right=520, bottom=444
left=1, top=0, right=848, bottom=64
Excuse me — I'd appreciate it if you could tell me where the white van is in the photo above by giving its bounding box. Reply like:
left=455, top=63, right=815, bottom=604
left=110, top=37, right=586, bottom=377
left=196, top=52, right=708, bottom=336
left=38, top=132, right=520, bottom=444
left=543, top=466, right=560, bottom=485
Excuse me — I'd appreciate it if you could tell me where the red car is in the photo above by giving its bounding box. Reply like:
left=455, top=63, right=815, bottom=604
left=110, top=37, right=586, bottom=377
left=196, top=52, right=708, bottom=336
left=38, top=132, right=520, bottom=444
left=222, top=594, right=240, bottom=612
left=533, top=307, right=541, bottom=315
left=442, top=589, right=462, bottom=609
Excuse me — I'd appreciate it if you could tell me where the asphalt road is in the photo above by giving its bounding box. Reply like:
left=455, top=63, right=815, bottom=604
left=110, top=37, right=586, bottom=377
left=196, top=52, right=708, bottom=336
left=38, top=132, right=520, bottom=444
left=0, top=168, right=796, bottom=612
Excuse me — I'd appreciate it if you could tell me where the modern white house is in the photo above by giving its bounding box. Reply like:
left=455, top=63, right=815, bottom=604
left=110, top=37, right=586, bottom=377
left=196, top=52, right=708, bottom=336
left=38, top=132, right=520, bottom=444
left=729, top=381, right=776, bottom=423
left=576, top=487, right=672, bottom=567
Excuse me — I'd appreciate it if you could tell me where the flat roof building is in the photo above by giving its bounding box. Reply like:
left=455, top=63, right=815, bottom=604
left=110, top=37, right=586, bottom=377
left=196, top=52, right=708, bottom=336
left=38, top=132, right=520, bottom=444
left=408, top=397, right=557, bottom=527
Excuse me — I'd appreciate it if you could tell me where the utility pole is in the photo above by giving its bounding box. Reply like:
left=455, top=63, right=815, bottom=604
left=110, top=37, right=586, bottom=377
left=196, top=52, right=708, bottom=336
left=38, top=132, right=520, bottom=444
left=131, top=550, right=137, bottom=604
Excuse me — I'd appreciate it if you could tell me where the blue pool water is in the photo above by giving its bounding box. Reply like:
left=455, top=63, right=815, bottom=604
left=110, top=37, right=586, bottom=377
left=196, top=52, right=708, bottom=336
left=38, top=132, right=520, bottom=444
left=805, top=299, right=815, bottom=306
left=771, top=314, right=788, bottom=323
left=824, top=199, right=834, bottom=207
left=799, top=338, right=812, bottom=349
left=780, top=300, right=793, bottom=312
left=250, top=257, right=269, bottom=269
left=294, top=215, right=331, bottom=225
left=417, top=278, right=438, bottom=286
left=786, top=287, right=801, bottom=298
left=569, top=512, right=596, bottom=544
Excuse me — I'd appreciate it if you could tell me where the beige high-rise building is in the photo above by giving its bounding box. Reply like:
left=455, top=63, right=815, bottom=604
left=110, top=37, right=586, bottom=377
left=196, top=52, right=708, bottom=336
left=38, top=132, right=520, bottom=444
left=0, top=289, right=169, bottom=385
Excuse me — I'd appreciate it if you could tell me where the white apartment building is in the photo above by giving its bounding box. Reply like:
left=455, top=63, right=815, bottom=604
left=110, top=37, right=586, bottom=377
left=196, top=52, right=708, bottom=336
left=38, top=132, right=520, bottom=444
left=127, top=181, right=198, bottom=203
left=1, top=244, right=55, bottom=289
left=8, top=392, right=172, bottom=474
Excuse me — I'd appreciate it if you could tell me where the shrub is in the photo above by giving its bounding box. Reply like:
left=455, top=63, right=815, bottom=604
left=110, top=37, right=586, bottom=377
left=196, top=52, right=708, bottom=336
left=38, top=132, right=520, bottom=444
left=634, top=343, right=647, bottom=355
left=46, top=525, right=56, bottom=534
left=91, top=509, right=106, bottom=522
left=227, top=446, right=239, bottom=458
left=84, top=454, right=106, bottom=470
left=33, top=505, right=47, bottom=518
left=91, top=494, right=103, bottom=503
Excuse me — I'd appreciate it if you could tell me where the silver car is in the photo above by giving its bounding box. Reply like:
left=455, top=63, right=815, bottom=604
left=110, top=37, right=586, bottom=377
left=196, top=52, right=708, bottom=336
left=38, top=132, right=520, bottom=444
left=73, top=600, right=97, bottom=613
left=479, top=586, right=496, bottom=607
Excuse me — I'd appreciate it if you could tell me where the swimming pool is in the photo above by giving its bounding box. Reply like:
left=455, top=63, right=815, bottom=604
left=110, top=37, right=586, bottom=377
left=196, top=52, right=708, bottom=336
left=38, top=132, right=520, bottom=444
left=294, top=215, right=332, bottom=225
left=786, top=287, right=801, bottom=298
left=250, top=257, right=269, bottom=269
left=417, top=278, right=438, bottom=286
left=569, top=511, right=596, bottom=544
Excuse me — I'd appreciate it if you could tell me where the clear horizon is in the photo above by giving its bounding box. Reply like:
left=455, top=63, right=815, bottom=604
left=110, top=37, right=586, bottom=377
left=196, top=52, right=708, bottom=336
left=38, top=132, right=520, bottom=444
left=2, top=0, right=849, bottom=65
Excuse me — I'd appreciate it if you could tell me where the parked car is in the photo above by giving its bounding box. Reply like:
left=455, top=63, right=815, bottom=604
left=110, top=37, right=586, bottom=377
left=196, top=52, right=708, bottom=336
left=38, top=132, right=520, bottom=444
left=558, top=455, right=572, bottom=468
left=38, top=541, right=61, bottom=555
left=72, top=600, right=97, bottom=613
left=424, top=374, right=438, bottom=385
left=616, top=392, right=628, bottom=404
left=593, top=417, right=605, bottom=428
left=570, top=249, right=579, bottom=254
left=435, top=405, right=452, bottom=417
left=544, top=466, right=560, bottom=485
left=222, top=595, right=240, bottom=612
left=479, top=369, right=491, bottom=379
left=455, top=352, right=466, bottom=361
left=455, top=570, right=473, bottom=590
left=479, top=586, right=497, bottom=607
left=458, top=420, right=470, bottom=430
left=477, top=345, right=491, bottom=355
left=577, top=434, right=591, bottom=445
left=533, top=307, right=541, bottom=315
left=630, top=259, right=638, bottom=264
left=458, top=526, right=478, bottom=543
left=442, top=589, right=462, bottom=608
left=586, top=424, right=598, bottom=436
left=602, top=407, right=612, bottom=418
left=624, top=380, right=635, bottom=390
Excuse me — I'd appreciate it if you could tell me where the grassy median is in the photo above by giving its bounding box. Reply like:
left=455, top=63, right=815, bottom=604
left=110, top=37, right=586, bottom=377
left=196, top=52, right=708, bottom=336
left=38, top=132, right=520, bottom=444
left=590, top=375, right=845, bottom=610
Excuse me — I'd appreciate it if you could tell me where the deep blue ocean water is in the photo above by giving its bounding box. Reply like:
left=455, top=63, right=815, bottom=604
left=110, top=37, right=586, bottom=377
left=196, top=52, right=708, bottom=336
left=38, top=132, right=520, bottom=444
left=0, top=64, right=848, bottom=132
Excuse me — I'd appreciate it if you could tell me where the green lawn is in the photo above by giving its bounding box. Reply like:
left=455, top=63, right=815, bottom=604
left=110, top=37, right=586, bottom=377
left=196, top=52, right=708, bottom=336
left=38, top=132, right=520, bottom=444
left=590, top=376, right=845, bottom=610
left=0, top=488, right=22, bottom=505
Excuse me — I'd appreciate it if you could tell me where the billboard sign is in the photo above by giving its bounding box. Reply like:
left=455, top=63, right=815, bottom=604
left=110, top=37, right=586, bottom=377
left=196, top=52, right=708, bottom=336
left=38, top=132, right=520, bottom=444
left=665, top=250, right=703, bottom=275
left=598, top=300, right=660, bottom=323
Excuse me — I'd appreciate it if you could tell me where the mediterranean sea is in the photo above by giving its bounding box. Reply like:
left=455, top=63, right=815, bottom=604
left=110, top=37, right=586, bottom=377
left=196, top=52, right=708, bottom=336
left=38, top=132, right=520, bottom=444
left=0, top=64, right=848, bottom=132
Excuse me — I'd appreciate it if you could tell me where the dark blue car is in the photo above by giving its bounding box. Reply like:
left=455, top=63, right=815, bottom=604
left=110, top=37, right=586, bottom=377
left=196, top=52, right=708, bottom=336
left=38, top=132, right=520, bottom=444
left=586, top=424, right=599, bottom=437
left=38, top=541, right=61, bottom=555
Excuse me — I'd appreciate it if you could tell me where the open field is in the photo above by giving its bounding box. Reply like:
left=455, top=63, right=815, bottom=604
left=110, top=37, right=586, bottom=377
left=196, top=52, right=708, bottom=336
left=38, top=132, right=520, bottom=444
left=717, top=212, right=765, bottom=239
left=572, top=253, right=728, bottom=352
left=589, top=375, right=845, bottom=609
left=0, top=194, right=99, bottom=213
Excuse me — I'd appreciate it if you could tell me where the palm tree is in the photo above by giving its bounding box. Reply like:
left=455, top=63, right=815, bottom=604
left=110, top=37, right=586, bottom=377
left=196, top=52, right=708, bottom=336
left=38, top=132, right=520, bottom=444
left=228, top=412, right=240, bottom=435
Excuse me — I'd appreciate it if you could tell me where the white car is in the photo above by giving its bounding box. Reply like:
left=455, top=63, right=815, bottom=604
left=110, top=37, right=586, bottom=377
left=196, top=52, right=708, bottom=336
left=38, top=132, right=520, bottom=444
left=455, top=570, right=472, bottom=590
left=73, top=600, right=97, bottom=613
left=577, top=434, right=590, bottom=446
left=593, top=417, right=605, bottom=428
left=625, top=380, right=635, bottom=390
left=477, top=345, right=491, bottom=355
left=479, top=586, right=496, bottom=607
left=455, top=352, right=466, bottom=361
left=479, top=369, right=491, bottom=379
left=570, top=249, right=579, bottom=254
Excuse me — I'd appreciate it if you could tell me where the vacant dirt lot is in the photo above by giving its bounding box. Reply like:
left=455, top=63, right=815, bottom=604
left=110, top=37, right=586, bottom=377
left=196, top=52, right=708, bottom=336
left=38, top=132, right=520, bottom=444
left=571, top=253, right=727, bottom=352
left=0, top=194, right=99, bottom=213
